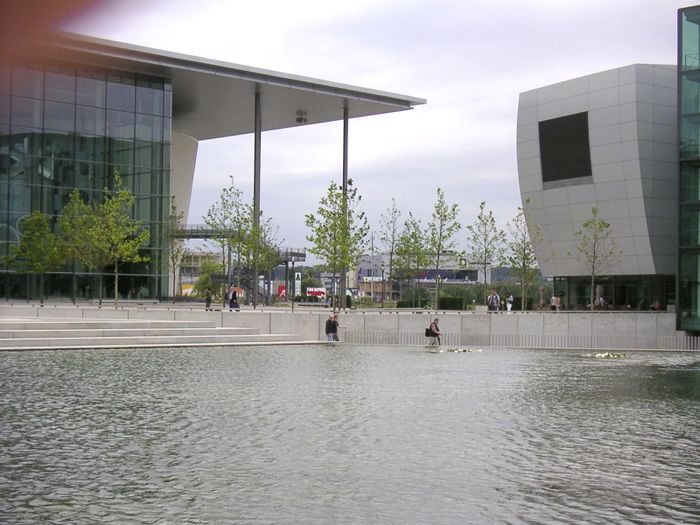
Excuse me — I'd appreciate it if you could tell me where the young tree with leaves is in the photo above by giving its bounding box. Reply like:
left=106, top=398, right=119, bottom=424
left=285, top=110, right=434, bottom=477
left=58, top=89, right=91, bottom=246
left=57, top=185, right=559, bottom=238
left=58, top=175, right=149, bottom=306
left=427, top=188, right=461, bottom=309
left=395, top=213, right=430, bottom=307
left=203, top=176, right=247, bottom=288
left=465, top=201, right=507, bottom=288
left=575, top=207, right=622, bottom=311
left=244, top=208, right=281, bottom=305
left=305, top=179, right=368, bottom=310
left=505, top=206, right=541, bottom=310
left=166, top=196, right=187, bottom=300
left=7, top=211, right=66, bottom=305
left=379, top=198, right=401, bottom=302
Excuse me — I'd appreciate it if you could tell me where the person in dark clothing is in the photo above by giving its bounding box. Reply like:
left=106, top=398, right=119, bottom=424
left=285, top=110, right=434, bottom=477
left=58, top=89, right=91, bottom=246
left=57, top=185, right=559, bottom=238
left=428, top=318, right=441, bottom=346
left=205, top=288, right=212, bottom=311
left=228, top=286, right=239, bottom=311
left=325, top=314, right=339, bottom=342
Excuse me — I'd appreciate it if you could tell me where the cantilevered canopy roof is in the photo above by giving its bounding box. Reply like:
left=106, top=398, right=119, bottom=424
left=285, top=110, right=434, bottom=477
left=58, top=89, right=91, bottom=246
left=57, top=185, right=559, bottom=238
left=39, top=34, right=426, bottom=141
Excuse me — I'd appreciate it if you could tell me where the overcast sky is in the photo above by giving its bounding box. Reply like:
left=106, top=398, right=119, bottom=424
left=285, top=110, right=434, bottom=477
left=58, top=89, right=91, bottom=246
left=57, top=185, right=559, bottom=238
left=65, top=0, right=690, bottom=256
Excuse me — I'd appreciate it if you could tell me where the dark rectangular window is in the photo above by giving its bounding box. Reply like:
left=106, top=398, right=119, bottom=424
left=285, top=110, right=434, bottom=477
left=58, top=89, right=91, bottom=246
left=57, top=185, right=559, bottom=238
left=538, top=112, right=593, bottom=183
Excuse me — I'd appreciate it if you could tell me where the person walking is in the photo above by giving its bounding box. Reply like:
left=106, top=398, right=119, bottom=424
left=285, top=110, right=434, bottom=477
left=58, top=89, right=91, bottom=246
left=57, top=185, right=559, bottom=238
left=204, top=288, right=212, bottom=311
left=428, top=318, right=441, bottom=346
left=506, top=292, right=513, bottom=313
left=228, top=286, right=239, bottom=311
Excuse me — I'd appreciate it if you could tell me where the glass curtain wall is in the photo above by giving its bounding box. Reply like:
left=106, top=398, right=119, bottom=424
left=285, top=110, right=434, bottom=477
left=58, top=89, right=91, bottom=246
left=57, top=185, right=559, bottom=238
left=0, top=62, right=171, bottom=301
left=679, top=6, right=700, bottom=331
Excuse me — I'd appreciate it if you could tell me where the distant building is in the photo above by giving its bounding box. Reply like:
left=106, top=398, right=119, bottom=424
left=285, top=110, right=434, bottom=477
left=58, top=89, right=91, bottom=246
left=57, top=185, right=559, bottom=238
left=355, top=253, right=489, bottom=300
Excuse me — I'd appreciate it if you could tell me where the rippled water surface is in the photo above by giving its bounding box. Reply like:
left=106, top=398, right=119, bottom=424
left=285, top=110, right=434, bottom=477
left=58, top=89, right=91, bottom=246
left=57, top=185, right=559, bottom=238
left=1, top=345, right=699, bottom=524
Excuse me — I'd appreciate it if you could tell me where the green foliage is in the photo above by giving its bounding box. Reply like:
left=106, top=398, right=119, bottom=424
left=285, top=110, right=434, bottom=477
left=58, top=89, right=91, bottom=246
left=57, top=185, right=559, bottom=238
left=379, top=198, right=401, bottom=284
left=6, top=211, right=66, bottom=304
left=395, top=213, right=430, bottom=308
left=575, top=207, right=622, bottom=310
left=203, top=175, right=247, bottom=286
left=427, top=187, right=461, bottom=308
left=166, top=196, right=186, bottom=298
left=305, top=178, right=369, bottom=308
left=193, top=258, right=223, bottom=299
left=437, top=297, right=464, bottom=310
left=505, top=206, right=540, bottom=310
left=58, top=174, right=149, bottom=306
left=466, top=201, right=506, bottom=287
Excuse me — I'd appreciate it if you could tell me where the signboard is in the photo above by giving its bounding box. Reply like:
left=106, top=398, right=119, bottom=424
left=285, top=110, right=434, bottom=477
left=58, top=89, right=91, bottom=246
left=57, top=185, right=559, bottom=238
left=294, top=272, right=301, bottom=298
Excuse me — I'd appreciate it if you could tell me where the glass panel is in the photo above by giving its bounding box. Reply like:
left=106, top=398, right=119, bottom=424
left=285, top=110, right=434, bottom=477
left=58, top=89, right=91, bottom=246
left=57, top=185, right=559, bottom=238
left=679, top=251, right=700, bottom=321
left=141, top=169, right=155, bottom=196
left=11, top=97, right=43, bottom=128
left=76, top=74, right=106, bottom=107
left=43, top=133, right=74, bottom=160
left=74, top=162, right=106, bottom=191
left=680, top=206, right=700, bottom=246
left=0, top=65, right=10, bottom=95
left=134, top=141, right=162, bottom=169
left=76, top=105, right=105, bottom=136
left=135, top=114, right=162, bottom=142
left=44, top=101, right=75, bottom=132
left=76, top=135, right=106, bottom=163
left=682, top=10, right=700, bottom=71
left=163, top=117, right=171, bottom=143
left=45, top=71, right=75, bottom=103
left=106, top=109, right=134, bottom=139
left=136, top=83, right=163, bottom=115
left=12, top=68, right=43, bottom=98
left=164, top=89, right=172, bottom=118
left=681, top=164, right=700, bottom=202
left=8, top=128, right=42, bottom=158
left=107, top=137, right=133, bottom=168
left=0, top=94, right=9, bottom=124
left=106, top=78, right=135, bottom=112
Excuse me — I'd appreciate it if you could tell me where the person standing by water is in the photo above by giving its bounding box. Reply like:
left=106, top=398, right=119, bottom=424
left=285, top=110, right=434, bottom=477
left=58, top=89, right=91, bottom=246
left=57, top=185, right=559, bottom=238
left=428, top=318, right=441, bottom=346
left=228, top=286, right=239, bottom=311
left=325, top=314, right=339, bottom=342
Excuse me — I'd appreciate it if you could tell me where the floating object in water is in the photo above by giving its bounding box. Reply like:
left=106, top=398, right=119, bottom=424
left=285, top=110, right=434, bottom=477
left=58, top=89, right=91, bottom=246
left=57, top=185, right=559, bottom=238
left=447, top=348, right=482, bottom=353
left=583, top=352, right=627, bottom=359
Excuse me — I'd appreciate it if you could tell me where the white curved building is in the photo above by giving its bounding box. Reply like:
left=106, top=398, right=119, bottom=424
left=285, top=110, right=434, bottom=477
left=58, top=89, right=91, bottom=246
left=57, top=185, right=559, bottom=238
left=516, top=64, right=677, bottom=309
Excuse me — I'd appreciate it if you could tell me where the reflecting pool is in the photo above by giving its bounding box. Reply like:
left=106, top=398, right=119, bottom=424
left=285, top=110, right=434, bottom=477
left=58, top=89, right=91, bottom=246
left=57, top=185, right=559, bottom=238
left=1, top=346, right=699, bottom=524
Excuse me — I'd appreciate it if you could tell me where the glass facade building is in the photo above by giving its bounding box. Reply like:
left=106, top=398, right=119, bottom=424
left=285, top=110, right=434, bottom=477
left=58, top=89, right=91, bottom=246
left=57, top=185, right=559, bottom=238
left=679, top=6, right=700, bottom=330
left=0, top=62, right=171, bottom=300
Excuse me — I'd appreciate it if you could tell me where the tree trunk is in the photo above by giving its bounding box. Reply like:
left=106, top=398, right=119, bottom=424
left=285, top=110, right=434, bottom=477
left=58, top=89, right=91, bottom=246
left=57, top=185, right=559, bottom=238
left=39, top=273, right=44, bottom=306
left=590, top=273, right=595, bottom=312
left=114, top=264, right=119, bottom=307
left=98, top=273, right=103, bottom=307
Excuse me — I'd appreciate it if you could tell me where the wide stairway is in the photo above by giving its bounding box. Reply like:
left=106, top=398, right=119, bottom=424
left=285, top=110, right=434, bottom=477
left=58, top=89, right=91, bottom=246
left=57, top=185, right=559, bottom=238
left=0, top=318, right=310, bottom=351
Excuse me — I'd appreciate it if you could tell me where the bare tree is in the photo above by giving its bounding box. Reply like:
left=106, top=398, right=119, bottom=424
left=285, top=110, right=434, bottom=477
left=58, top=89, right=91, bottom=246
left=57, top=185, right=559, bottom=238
left=575, top=207, right=622, bottom=311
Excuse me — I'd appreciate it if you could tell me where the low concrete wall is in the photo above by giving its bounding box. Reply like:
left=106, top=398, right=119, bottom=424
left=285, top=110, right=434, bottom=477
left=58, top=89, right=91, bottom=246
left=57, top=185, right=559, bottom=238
left=0, top=304, right=696, bottom=350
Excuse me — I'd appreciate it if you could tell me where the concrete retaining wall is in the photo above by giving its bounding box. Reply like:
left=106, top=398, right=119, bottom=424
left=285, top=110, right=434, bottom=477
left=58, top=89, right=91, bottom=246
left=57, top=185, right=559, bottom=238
left=0, top=304, right=696, bottom=351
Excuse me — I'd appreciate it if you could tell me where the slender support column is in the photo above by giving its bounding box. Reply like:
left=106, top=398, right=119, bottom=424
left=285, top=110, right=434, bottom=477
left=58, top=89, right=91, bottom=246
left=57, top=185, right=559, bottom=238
left=340, top=103, right=349, bottom=309
left=253, top=88, right=262, bottom=308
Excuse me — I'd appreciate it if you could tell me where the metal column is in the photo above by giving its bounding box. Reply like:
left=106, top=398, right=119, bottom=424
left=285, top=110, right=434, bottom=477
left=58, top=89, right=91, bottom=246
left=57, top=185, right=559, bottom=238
left=340, top=103, right=349, bottom=309
left=252, top=88, right=261, bottom=308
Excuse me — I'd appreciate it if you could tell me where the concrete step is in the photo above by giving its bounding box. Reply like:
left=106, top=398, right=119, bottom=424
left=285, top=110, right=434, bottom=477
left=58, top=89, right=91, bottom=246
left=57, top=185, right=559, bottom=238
left=0, top=333, right=308, bottom=350
left=0, top=319, right=218, bottom=330
left=0, top=327, right=260, bottom=339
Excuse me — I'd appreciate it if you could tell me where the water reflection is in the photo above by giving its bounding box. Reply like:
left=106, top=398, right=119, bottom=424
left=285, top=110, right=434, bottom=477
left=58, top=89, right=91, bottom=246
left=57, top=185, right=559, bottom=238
left=0, top=347, right=698, bottom=524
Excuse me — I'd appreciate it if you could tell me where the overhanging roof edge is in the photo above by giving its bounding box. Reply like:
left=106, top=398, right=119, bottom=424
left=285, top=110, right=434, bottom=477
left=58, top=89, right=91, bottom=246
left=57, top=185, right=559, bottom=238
left=49, top=33, right=427, bottom=108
